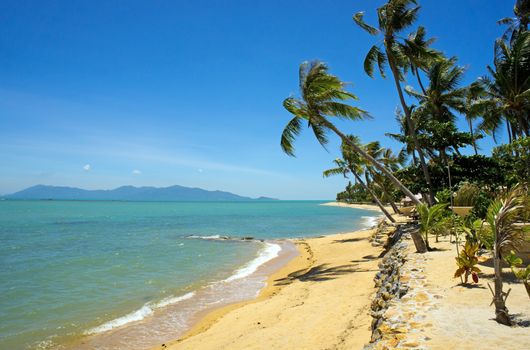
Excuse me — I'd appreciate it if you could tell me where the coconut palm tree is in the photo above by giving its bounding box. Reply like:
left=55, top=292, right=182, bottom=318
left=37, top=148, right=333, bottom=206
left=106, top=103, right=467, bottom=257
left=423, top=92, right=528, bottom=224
left=400, top=26, right=443, bottom=94
left=486, top=185, right=527, bottom=325
left=499, top=0, right=530, bottom=42
left=479, top=32, right=530, bottom=141
left=281, top=60, right=428, bottom=252
left=405, top=58, right=471, bottom=163
left=353, top=0, right=436, bottom=205
left=281, top=61, right=420, bottom=205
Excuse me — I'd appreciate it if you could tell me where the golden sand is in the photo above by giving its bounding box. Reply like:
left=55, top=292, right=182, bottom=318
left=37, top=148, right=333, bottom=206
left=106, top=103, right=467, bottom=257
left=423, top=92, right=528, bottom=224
left=154, top=226, right=383, bottom=350
left=150, top=202, right=530, bottom=350
left=417, top=239, right=530, bottom=349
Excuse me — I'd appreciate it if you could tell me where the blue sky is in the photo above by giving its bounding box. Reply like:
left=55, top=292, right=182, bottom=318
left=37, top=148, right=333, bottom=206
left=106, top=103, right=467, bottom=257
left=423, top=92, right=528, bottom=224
left=0, top=0, right=512, bottom=199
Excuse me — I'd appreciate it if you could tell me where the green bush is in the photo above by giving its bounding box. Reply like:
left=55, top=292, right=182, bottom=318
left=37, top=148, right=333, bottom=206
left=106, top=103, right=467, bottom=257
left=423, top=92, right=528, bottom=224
left=435, top=189, right=451, bottom=204
left=493, top=137, right=530, bottom=185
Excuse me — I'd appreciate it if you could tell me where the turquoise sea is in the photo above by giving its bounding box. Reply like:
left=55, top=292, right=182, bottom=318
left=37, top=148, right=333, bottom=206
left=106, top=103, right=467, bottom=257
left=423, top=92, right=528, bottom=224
left=0, top=200, right=380, bottom=350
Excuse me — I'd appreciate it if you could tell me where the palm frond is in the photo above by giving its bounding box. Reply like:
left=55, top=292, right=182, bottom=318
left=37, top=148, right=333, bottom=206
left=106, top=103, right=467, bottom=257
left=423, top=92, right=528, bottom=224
left=280, top=115, right=302, bottom=157
left=353, top=12, right=379, bottom=35
left=310, top=122, right=329, bottom=150
left=364, top=45, right=386, bottom=78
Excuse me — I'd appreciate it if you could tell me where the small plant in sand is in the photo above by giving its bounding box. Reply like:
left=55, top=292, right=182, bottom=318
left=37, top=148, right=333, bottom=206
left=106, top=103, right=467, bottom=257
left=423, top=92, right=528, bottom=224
left=504, top=251, right=530, bottom=299
left=454, top=241, right=481, bottom=284
left=417, top=203, right=449, bottom=249
left=459, top=217, right=494, bottom=250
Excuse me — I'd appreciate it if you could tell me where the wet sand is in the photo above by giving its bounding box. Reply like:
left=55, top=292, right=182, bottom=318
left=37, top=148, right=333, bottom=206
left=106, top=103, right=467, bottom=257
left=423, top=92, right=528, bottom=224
left=154, top=227, right=383, bottom=350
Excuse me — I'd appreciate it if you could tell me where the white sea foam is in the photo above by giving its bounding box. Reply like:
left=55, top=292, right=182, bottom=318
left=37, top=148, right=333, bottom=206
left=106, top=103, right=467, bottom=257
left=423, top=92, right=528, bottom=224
left=156, top=291, right=195, bottom=308
left=224, top=242, right=281, bottom=282
left=84, top=242, right=282, bottom=336
left=85, top=304, right=154, bottom=334
left=85, top=292, right=196, bottom=335
left=362, top=215, right=384, bottom=228
left=187, top=234, right=225, bottom=240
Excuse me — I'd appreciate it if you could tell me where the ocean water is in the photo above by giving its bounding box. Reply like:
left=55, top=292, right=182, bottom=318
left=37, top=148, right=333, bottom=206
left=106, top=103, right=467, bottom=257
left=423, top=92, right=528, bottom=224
left=0, top=200, right=380, bottom=350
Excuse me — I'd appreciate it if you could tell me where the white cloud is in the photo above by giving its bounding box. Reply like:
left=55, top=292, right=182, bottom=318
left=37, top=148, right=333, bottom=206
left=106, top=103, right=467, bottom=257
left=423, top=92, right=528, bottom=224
left=132, top=169, right=142, bottom=175
left=83, top=164, right=91, bottom=172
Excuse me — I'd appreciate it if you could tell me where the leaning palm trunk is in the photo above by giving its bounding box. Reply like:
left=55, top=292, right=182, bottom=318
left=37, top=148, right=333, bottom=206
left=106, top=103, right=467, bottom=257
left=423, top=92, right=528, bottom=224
left=380, top=186, right=401, bottom=215
left=369, top=173, right=401, bottom=214
left=351, top=171, right=396, bottom=223
left=326, top=123, right=428, bottom=253
left=387, top=196, right=401, bottom=215
left=386, top=48, right=435, bottom=206
left=280, top=60, right=428, bottom=253
left=325, top=122, right=420, bottom=206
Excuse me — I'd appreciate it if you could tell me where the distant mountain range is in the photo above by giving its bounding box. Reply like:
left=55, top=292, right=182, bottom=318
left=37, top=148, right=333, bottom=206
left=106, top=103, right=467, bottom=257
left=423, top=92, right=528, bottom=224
left=3, top=185, right=278, bottom=201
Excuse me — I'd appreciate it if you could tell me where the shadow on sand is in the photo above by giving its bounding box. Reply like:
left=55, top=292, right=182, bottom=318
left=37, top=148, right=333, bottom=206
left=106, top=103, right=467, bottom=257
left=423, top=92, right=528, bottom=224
left=332, top=237, right=367, bottom=244
left=274, top=263, right=377, bottom=286
left=350, top=254, right=380, bottom=264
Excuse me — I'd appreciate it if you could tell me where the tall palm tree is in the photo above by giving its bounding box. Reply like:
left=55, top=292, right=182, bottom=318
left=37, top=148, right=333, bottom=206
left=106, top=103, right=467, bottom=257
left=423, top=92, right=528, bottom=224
left=486, top=185, right=527, bottom=326
left=281, top=60, right=422, bottom=207
left=405, top=58, right=469, bottom=163
left=281, top=61, right=429, bottom=253
left=479, top=32, right=530, bottom=140
left=354, top=0, right=436, bottom=205
left=499, top=0, right=530, bottom=42
left=400, top=26, right=443, bottom=94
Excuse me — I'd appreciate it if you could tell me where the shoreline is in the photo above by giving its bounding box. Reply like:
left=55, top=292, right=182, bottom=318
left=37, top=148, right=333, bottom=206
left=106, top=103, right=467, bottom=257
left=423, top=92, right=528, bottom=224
left=69, top=240, right=299, bottom=350
left=155, top=223, right=385, bottom=350
left=169, top=238, right=314, bottom=345
left=320, top=201, right=391, bottom=213
left=63, top=204, right=385, bottom=350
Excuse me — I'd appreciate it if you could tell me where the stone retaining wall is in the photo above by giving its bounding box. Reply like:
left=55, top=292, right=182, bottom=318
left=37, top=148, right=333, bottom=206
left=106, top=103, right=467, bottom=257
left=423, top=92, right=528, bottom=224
left=364, top=224, right=438, bottom=350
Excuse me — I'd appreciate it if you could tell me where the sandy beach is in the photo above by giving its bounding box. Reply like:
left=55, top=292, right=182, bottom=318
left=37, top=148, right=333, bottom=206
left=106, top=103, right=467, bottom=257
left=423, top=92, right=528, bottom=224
left=149, top=204, right=530, bottom=350
left=408, top=239, right=530, bottom=349
left=154, top=225, right=384, bottom=350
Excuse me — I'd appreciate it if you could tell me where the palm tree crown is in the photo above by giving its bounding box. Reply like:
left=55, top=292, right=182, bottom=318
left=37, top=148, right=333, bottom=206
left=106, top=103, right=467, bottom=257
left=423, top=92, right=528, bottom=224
left=499, top=0, right=530, bottom=41
left=479, top=32, right=530, bottom=139
left=280, top=61, right=369, bottom=156
left=354, top=0, right=436, bottom=205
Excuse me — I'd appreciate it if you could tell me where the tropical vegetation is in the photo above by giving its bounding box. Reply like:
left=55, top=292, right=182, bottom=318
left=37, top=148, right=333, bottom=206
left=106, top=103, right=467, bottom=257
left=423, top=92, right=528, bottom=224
left=279, top=0, right=530, bottom=326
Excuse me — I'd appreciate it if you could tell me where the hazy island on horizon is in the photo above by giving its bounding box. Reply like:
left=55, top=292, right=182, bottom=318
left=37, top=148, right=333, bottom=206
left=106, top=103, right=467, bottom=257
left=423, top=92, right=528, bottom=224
left=3, top=184, right=279, bottom=202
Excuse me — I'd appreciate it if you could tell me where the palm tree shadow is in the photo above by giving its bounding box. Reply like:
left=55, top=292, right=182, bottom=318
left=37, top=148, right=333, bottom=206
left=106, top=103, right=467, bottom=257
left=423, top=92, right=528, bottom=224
left=274, top=263, right=376, bottom=285
left=333, top=237, right=366, bottom=244
left=350, top=254, right=379, bottom=263
left=512, top=314, right=530, bottom=327
left=480, top=272, right=520, bottom=283
left=428, top=246, right=451, bottom=252
left=454, top=283, right=486, bottom=289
